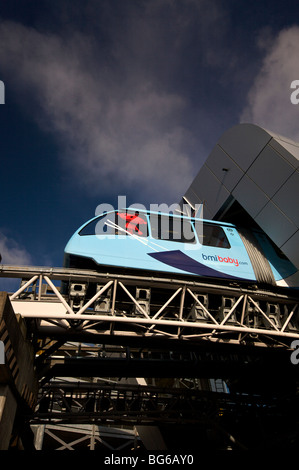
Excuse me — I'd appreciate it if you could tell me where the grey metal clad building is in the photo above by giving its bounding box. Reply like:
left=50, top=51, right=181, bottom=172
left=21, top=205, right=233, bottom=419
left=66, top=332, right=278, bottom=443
left=179, top=123, right=299, bottom=276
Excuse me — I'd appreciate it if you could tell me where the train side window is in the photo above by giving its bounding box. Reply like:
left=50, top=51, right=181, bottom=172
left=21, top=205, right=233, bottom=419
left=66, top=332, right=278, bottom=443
left=150, top=214, right=195, bottom=243
left=79, top=214, right=114, bottom=236
left=196, top=223, right=231, bottom=248
left=116, top=211, right=148, bottom=237
left=79, top=211, right=148, bottom=237
left=79, top=212, right=148, bottom=237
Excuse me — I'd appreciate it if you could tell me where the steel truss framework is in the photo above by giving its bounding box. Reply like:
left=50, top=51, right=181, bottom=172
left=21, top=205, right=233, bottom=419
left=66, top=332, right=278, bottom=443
left=1, top=265, right=299, bottom=348
left=1, top=265, right=299, bottom=450
left=32, top=421, right=142, bottom=451
left=30, top=377, right=298, bottom=450
left=31, top=379, right=294, bottom=426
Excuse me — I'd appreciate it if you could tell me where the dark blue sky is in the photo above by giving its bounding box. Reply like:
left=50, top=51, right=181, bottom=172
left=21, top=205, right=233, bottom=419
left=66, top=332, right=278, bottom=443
left=1, top=0, right=299, bottom=287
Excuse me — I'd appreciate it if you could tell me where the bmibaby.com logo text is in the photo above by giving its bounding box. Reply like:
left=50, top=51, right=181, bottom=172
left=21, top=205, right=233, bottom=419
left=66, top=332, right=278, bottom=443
left=201, top=253, right=248, bottom=267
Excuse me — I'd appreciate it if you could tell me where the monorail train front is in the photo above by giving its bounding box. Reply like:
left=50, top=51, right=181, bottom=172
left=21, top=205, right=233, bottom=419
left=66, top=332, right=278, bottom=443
left=63, top=209, right=298, bottom=289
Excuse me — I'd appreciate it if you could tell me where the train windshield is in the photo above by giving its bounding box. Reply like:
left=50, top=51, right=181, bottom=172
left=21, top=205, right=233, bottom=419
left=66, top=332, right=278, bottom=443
left=196, top=223, right=231, bottom=248
left=150, top=214, right=195, bottom=243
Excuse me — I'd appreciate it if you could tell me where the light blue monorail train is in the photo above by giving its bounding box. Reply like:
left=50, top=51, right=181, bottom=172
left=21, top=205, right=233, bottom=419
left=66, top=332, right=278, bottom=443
left=63, top=208, right=298, bottom=288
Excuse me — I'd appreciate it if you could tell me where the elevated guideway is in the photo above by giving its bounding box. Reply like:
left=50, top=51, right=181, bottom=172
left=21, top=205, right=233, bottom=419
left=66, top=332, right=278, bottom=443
left=1, top=264, right=299, bottom=349
left=0, top=262, right=298, bottom=392
left=0, top=262, right=297, bottom=450
left=0, top=263, right=298, bottom=450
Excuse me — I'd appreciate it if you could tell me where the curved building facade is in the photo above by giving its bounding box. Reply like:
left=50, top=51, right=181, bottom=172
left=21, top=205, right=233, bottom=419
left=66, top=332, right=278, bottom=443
left=179, top=123, right=299, bottom=276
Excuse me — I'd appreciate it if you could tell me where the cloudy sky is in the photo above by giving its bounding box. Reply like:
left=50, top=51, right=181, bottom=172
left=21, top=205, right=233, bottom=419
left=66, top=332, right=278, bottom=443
left=0, top=0, right=299, bottom=287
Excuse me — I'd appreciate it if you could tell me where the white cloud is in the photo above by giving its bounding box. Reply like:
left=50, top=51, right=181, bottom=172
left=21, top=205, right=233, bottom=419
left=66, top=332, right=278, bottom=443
left=0, top=232, right=32, bottom=265
left=0, top=19, right=197, bottom=203
left=0, top=0, right=232, bottom=204
left=241, top=26, right=299, bottom=141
